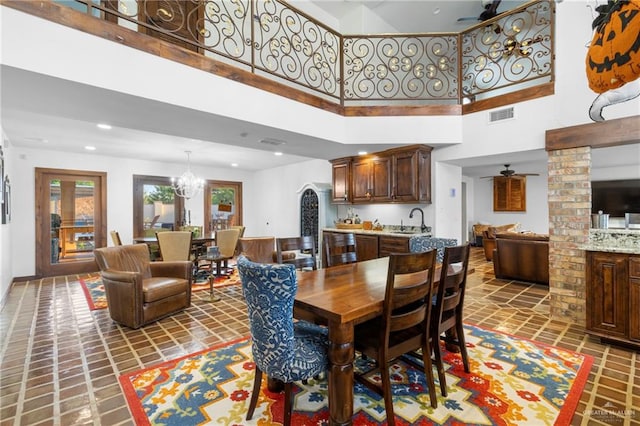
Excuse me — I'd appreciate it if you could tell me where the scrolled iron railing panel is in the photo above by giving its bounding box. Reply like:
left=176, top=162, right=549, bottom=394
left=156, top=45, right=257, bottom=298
left=460, top=0, right=553, bottom=97
left=200, top=0, right=252, bottom=63
left=342, top=35, right=459, bottom=102
left=53, top=0, right=553, bottom=106
left=252, top=0, right=341, bottom=97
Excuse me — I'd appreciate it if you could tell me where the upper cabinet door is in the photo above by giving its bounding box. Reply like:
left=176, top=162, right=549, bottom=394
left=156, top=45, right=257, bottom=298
left=352, top=156, right=392, bottom=203
left=370, top=156, right=392, bottom=202
left=493, top=176, right=526, bottom=211
left=331, top=159, right=351, bottom=203
left=393, top=147, right=432, bottom=203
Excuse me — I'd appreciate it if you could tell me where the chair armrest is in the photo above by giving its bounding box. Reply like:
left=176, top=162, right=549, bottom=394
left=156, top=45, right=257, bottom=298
left=150, top=261, right=192, bottom=280
left=101, top=270, right=139, bottom=283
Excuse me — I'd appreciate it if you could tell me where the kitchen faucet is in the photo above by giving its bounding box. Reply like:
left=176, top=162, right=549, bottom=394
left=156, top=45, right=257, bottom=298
left=409, top=207, right=428, bottom=233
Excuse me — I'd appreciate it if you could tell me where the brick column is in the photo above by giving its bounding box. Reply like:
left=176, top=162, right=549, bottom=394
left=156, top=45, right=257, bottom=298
left=547, top=147, right=591, bottom=324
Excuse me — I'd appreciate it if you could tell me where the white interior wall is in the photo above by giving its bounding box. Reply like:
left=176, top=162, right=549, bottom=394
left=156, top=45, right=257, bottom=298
left=0, top=127, right=11, bottom=307
left=9, top=146, right=253, bottom=277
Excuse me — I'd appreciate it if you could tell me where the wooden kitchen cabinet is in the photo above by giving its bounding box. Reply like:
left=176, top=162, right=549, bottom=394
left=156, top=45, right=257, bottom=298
left=322, top=231, right=410, bottom=267
left=355, top=234, right=379, bottom=262
left=352, top=155, right=392, bottom=203
left=392, top=146, right=432, bottom=203
left=586, top=251, right=640, bottom=348
left=629, top=257, right=640, bottom=342
left=378, top=235, right=410, bottom=257
left=331, top=158, right=351, bottom=203
left=330, top=144, right=431, bottom=204
left=493, top=176, right=526, bottom=211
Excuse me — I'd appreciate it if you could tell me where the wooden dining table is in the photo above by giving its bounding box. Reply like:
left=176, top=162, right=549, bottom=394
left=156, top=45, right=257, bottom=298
left=294, top=256, right=468, bottom=426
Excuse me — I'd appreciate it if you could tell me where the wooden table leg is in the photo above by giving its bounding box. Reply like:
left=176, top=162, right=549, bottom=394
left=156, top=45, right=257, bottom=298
left=328, top=321, right=354, bottom=426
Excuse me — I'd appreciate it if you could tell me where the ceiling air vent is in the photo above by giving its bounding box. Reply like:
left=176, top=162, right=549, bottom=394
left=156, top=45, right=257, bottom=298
left=489, top=107, right=515, bottom=123
left=259, top=138, right=286, bottom=146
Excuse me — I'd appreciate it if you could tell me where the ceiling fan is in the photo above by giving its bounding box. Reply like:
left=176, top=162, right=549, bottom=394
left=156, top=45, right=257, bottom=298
left=457, top=0, right=502, bottom=23
left=480, top=164, right=540, bottom=179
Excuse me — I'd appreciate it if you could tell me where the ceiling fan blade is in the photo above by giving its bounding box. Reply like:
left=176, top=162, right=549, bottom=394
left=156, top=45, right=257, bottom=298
left=457, top=16, right=479, bottom=22
left=479, top=175, right=495, bottom=179
left=479, top=0, right=502, bottom=21
left=514, top=173, right=540, bottom=176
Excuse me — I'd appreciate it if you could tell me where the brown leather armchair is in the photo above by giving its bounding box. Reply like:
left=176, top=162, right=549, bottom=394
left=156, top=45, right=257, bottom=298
left=94, top=244, right=192, bottom=329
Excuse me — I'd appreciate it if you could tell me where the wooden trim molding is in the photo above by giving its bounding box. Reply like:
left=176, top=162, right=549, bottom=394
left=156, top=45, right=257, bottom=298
left=545, top=115, right=640, bottom=151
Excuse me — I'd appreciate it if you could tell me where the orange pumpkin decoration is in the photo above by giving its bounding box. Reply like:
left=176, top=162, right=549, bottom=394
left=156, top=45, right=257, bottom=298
left=586, top=0, right=640, bottom=94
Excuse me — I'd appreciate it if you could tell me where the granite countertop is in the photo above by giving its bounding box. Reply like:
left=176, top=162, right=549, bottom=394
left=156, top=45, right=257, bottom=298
left=581, top=228, right=640, bottom=254
left=323, top=227, right=431, bottom=238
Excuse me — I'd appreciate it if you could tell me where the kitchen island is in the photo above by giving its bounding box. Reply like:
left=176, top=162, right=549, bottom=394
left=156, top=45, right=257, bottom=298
left=583, top=229, right=640, bottom=349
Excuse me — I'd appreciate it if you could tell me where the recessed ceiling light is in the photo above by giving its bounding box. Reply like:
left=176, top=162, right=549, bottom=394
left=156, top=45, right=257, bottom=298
left=433, top=7, right=440, bottom=15
left=274, top=152, right=283, bottom=156
left=85, top=146, right=96, bottom=151
left=231, top=163, right=238, bottom=167
left=358, top=151, right=368, bottom=155
left=97, top=123, right=112, bottom=130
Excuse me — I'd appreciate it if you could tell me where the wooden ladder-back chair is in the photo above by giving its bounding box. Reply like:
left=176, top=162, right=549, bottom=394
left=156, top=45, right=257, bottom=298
left=431, top=243, right=471, bottom=397
left=354, top=250, right=439, bottom=424
left=323, top=232, right=357, bottom=267
left=276, top=235, right=317, bottom=270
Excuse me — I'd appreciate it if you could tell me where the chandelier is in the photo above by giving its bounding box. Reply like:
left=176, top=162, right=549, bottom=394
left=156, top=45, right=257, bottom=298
left=171, top=151, right=204, bottom=199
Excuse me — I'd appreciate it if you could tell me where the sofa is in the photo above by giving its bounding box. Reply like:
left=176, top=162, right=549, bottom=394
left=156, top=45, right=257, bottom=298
left=472, top=223, right=519, bottom=248
left=492, top=233, right=549, bottom=285
left=480, top=224, right=522, bottom=261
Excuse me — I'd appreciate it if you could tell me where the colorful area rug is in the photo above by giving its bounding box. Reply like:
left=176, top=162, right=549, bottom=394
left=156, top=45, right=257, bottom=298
left=119, top=323, right=592, bottom=425
left=79, top=267, right=240, bottom=311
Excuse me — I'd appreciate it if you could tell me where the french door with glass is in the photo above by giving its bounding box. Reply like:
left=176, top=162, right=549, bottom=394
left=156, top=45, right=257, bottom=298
left=35, top=168, right=106, bottom=277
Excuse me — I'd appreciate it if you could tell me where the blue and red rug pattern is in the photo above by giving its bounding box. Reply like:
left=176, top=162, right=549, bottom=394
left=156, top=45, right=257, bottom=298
left=119, top=323, right=592, bottom=425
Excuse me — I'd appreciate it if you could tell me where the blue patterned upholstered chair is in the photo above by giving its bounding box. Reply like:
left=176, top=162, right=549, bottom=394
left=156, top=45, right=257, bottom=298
left=237, top=255, right=328, bottom=426
left=409, top=236, right=458, bottom=263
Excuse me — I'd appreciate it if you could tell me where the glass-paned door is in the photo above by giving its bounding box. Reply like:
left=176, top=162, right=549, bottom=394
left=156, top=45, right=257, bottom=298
left=36, top=168, right=106, bottom=277
left=204, top=181, right=243, bottom=236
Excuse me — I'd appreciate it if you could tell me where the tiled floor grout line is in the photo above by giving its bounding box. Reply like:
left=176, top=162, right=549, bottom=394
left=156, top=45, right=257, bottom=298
left=64, top=275, right=102, bottom=426
left=626, top=352, right=638, bottom=426
left=13, top=279, right=42, bottom=423
left=582, top=344, right=611, bottom=426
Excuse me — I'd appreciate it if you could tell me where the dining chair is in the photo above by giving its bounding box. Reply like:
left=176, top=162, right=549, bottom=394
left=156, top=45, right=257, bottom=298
left=239, top=236, right=277, bottom=263
left=230, top=225, right=245, bottom=255
left=237, top=255, right=328, bottom=426
left=431, top=243, right=471, bottom=397
left=156, top=231, right=193, bottom=261
left=110, top=230, right=122, bottom=246
left=353, top=250, right=439, bottom=423
left=213, top=228, right=240, bottom=276
left=276, top=235, right=317, bottom=270
left=323, top=232, right=358, bottom=267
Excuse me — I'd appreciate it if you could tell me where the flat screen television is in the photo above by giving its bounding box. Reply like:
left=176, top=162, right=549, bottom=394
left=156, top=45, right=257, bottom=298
left=591, top=179, right=640, bottom=217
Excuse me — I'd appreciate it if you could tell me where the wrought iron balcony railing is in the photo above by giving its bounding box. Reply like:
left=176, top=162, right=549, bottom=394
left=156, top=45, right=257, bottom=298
left=50, top=0, right=554, bottom=108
